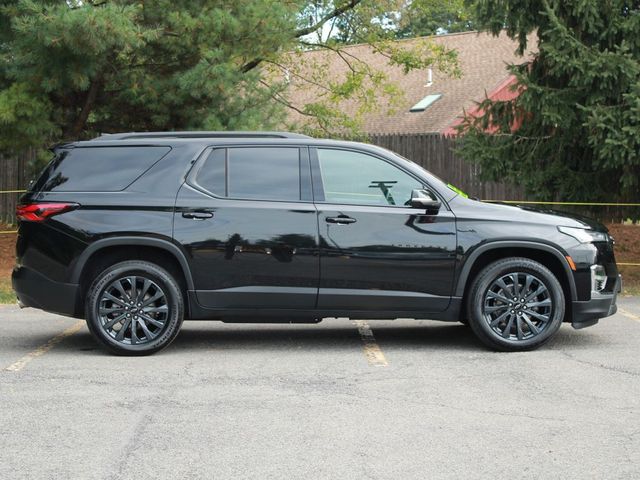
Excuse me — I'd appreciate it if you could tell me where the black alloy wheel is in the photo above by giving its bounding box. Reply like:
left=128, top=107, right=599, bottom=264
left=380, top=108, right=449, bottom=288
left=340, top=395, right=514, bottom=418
left=467, top=257, right=565, bottom=351
left=98, top=276, right=169, bottom=345
left=86, top=261, right=184, bottom=355
left=483, top=272, right=553, bottom=341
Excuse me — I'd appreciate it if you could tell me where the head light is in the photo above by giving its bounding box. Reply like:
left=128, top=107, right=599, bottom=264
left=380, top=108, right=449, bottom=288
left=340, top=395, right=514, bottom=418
left=558, top=226, right=609, bottom=243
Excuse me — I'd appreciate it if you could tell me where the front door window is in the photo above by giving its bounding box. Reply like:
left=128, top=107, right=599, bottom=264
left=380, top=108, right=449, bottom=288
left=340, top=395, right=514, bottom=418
left=317, top=148, right=424, bottom=207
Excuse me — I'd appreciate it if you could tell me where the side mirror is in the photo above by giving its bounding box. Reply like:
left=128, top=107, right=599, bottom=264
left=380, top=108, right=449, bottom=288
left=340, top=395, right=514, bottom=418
left=410, top=189, right=441, bottom=212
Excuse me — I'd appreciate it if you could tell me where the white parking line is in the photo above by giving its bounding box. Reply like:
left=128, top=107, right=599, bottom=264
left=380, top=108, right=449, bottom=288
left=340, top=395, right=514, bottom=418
left=619, top=308, right=640, bottom=323
left=4, top=320, right=85, bottom=372
left=353, top=320, right=388, bottom=367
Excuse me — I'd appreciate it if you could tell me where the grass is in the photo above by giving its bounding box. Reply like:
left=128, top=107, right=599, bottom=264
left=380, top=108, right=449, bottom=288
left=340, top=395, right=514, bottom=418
left=0, top=278, right=15, bottom=304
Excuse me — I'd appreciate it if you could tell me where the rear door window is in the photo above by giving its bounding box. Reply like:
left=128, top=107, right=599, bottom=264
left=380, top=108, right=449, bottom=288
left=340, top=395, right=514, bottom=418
left=32, top=146, right=171, bottom=192
left=194, top=147, right=302, bottom=201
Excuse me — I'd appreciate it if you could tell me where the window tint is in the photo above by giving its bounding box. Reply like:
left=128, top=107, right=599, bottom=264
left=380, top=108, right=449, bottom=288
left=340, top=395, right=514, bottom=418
left=228, top=148, right=300, bottom=200
left=195, top=147, right=301, bottom=201
left=33, top=146, right=171, bottom=192
left=317, top=149, right=423, bottom=206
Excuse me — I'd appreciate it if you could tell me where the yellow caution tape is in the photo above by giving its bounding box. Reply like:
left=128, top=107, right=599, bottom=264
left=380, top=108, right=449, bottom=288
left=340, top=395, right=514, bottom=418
left=0, top=190, right=26, bottom=194
left=0, top=230, right=18, bottom=234
left=483, top=200, right=640, bottom=207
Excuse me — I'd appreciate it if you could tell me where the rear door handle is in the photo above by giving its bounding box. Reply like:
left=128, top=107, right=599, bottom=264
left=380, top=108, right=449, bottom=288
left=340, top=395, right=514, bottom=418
left=325, top=215, right=356, bottom=225
left=182, top=210, right=214, bottom=220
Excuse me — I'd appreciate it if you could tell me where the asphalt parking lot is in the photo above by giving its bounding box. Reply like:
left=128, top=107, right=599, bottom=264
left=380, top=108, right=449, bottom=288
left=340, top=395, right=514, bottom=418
left=1, top=298, right=639, bottom=480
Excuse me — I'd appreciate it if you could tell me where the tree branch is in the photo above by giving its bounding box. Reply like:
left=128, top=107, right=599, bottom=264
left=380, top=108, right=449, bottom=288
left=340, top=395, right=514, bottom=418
left=263, top=59, right=333, bottom=92
left=258, top=80, right=316, bottom=118
left=298, top=40, right=366, bottom=74
left=241, top=58, right=263, bottom=73
left=240, top=0, right=363, bottom=73
left=295, top=0, right=363, bottom=38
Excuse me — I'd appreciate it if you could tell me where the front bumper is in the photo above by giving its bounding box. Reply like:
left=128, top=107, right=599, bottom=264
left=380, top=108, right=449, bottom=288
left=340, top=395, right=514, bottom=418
left=571, top=274, right=621, bottom=329
left=12, top=265, right=79, bottom=317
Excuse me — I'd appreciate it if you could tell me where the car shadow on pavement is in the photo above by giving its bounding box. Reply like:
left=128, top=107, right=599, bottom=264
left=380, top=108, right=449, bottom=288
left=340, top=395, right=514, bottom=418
left=174, top=322, right=483, bottom=352
left=51, top=321, right=606, bottom=356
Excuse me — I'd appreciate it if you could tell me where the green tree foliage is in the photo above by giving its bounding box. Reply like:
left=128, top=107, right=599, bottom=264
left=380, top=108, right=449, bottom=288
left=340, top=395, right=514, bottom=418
left=457, top=0, right=640, bottom=204
left=396, top=0, right=477, bottom=38
left=328, top=1, right=477, bottom=44
left=0, top=0, right=298, bottom=151
left=0, top=0, right=459, bottom=155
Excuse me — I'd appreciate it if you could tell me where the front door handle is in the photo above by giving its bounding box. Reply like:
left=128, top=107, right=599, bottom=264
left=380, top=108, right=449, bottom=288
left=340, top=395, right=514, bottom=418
left=182, top=210, right=214, bottom=220
left=325, top=215, right=356, bottom=225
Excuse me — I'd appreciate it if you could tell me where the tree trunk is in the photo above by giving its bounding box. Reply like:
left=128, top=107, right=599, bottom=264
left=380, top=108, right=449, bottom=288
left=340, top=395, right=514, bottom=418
left=66, top=79, right=101, bottom=140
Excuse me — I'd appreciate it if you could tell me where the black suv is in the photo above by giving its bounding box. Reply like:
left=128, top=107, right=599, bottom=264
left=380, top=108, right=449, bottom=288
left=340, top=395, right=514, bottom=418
left=12, top=132, right=621, bottom=355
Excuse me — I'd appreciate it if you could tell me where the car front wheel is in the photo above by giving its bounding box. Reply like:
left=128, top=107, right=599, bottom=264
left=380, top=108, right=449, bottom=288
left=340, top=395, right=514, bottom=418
left=85, top=260, right=184, bottom=355
left=467, top=257, right=565, bottom=351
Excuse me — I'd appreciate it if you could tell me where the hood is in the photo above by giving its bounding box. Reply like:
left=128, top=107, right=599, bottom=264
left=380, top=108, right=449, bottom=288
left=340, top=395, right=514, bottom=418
left=450, top=196, right=608, bottom=232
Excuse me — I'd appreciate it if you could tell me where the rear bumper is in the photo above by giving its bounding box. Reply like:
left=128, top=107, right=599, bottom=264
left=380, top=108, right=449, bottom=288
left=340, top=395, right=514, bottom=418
left=571, top=274, right=621, bottom=329
left=12, top=265, right=79, bottom=317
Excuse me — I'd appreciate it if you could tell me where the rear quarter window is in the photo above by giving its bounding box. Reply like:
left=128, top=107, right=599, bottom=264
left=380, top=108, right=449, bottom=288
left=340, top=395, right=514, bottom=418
left=32, top=146, right=171, bottom=192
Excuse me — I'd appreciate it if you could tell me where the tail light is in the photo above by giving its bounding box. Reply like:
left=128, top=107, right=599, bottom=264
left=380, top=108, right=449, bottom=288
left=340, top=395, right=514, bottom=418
left=16, top=203, right=79, bottom=222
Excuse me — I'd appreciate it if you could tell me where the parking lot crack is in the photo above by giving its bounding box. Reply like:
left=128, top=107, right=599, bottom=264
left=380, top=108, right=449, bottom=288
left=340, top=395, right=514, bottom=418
left=561, top=352, right=640, bottom=377
left=105, top=413, right=153, bottom=480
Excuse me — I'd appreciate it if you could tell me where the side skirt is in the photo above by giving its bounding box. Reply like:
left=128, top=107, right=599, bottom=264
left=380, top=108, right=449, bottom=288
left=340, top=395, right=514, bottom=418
left=186, top=291, right=462, bottom=323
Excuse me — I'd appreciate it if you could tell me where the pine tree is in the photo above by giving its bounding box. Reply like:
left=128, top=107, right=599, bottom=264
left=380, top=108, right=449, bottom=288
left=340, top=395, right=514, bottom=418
left=457, top=0, right=640, bottom=207
left=0, top=0, right=301, bottom=151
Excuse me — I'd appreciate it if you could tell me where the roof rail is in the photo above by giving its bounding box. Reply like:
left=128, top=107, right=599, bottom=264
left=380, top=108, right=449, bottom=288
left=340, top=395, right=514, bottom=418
left=95, top=131, right=312, bottom=140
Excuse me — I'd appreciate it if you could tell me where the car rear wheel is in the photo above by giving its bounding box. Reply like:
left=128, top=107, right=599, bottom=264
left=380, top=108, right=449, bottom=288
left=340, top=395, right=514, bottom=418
left=467, top=257, right=565, bottom=351
left=85, top=260, right=184, bottom=355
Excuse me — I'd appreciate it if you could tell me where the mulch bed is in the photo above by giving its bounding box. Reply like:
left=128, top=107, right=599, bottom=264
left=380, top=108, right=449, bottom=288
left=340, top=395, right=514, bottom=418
left=608, top=224, right=640, bottom=294
left=0, top=225, right=15, bottom=278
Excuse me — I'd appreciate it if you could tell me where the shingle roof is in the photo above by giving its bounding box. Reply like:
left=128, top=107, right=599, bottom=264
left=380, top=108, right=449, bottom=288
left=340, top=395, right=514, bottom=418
left=283, top=31, right=536, bottom=134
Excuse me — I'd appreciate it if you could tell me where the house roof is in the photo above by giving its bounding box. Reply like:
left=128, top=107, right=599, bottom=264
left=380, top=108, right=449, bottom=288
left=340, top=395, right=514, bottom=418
left=283, top=30, right=536, bottom=135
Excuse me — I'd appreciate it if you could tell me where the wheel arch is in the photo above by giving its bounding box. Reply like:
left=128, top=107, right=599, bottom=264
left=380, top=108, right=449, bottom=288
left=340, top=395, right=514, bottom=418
left=456, top=241, right=577, bottom=308
left=71, top=237, right=194, bottom=316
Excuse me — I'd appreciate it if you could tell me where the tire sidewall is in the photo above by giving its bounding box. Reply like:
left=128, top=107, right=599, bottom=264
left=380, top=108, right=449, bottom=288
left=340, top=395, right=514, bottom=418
left=468, top=258, right=565, bottom=351
left=86, top=261, right=184, bottom=355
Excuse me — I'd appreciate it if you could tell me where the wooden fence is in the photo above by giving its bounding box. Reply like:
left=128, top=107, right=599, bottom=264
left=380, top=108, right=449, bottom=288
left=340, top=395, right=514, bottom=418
left=0, top=150, right=33, bottom=225
left=367, top=133, right=526, bottom=201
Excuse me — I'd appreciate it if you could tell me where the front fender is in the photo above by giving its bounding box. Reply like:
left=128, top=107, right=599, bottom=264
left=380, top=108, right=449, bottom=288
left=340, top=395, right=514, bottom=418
left=454, top=240, right=577, bottom=301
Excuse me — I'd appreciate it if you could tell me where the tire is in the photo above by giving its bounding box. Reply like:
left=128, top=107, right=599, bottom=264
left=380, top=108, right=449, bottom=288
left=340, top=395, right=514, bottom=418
left=466, top=257, right=565, bottom=352
left=85, top=260, right=184, bottom=355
